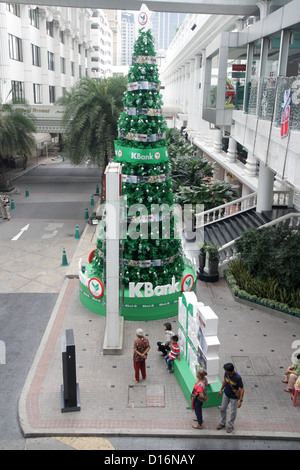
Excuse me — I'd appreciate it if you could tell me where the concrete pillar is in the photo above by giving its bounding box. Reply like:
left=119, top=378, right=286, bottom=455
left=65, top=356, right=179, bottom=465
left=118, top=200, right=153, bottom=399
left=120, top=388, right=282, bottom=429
left=278, top=29, right=291, bottom=76
left=39, top=10, right=49, bottom=104
left=245, top=150, right=257, bottom=176
left=256, top=163, right=274, bottom=213
left=103, top=162, right=123, bottom=354
left=0, top=5, right=10, bottom=102
left=227, top=137, right=237, bottom=162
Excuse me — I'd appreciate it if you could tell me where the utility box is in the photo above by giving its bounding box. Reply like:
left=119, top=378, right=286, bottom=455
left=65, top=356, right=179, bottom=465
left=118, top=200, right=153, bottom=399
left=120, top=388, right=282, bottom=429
left=61, top=329, right=80, bottom=413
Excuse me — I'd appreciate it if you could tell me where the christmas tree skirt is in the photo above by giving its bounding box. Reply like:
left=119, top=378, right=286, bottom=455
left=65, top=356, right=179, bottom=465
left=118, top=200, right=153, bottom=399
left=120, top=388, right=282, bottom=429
left=79, top=263, right=196, bottom=321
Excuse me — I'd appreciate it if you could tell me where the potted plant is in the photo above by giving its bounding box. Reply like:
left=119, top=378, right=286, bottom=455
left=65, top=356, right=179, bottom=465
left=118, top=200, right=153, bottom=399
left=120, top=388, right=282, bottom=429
left=207, top=243, right=219, bottom=275
left=198, top=241, right=208, bottom=272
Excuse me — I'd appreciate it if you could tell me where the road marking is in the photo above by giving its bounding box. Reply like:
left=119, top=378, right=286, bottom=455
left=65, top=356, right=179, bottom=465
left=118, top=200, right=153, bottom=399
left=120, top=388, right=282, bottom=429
left=54, top=436, right=115, bottom=450
left=11, top=224, right=30, bottom=241
left=42, top=222, right=64, bottom=239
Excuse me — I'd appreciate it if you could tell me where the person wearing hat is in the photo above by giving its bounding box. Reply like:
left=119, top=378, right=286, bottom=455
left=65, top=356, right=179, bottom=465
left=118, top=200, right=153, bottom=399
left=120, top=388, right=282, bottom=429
left=133, top=328, right=150, bottom=383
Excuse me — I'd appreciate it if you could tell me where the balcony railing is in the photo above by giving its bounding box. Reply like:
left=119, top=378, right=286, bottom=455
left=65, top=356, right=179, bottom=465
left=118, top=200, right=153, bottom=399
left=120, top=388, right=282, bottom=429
left=195, top=190, right=293, bottom=230
left=245, top=75, right=300, bottom=131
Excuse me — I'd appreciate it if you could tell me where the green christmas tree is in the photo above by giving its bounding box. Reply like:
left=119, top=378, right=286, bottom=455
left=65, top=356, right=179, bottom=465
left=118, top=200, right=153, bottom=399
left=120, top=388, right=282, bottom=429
left=92, top=28, right=185, bottom=288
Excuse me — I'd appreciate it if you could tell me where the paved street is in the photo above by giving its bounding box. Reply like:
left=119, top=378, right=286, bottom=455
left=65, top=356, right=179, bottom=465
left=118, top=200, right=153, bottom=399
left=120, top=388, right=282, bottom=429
left=1, top=157, right=300, bottom=452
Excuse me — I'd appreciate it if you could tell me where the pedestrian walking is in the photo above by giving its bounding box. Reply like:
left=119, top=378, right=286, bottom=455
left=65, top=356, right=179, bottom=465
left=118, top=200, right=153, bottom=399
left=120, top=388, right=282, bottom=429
left=217, top=362, right=244, bottom=433
left=0, top=193, right=10, bottom=220
left=133, top=328, right=150, bottom=383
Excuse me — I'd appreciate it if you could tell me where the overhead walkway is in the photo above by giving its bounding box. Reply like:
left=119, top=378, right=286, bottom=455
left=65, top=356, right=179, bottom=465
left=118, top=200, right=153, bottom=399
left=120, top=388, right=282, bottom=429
left=1, top=0, right=287, bottom=16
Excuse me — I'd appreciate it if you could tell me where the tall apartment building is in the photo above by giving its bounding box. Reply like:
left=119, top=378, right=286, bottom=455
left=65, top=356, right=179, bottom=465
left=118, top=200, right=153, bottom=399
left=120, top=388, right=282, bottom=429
left=120, top=11, right=135, bottom=67
left=104, top=9, right=122, bottom=67
left=90, top=9, right=113, bottom=78
left=0, top=3, right=113, bottom=105
left=151, top=11, right=186, bottom=51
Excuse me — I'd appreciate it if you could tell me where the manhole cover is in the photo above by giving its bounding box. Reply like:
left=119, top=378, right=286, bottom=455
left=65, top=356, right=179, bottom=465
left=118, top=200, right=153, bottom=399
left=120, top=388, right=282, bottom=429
left=128, top=385, right=147, bottom=408
left=128, top=385, right=165, bottom=408
left=232, top=355, right=274, bottom=376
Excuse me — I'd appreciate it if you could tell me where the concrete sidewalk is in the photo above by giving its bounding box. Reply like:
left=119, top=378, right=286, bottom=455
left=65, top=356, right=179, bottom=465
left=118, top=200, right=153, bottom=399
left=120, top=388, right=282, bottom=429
left=18, top=217, right=300, bottom=441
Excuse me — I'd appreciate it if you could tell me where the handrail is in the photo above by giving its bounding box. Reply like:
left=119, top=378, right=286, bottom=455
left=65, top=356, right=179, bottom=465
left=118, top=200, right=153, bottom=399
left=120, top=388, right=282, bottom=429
left=195, top=189, right=293, bottom=229
left=195, top=192, right=257, bottom=228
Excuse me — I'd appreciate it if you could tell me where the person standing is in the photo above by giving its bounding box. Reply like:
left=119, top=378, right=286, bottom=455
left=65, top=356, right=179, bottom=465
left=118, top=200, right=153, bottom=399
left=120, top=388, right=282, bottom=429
left=0, top=194, right=10, bottom=220
left=191, top=369, right=208, bottom=430
left=217, top=362, right=244, bottom=433
left=133, top=328, right=150, bottom=383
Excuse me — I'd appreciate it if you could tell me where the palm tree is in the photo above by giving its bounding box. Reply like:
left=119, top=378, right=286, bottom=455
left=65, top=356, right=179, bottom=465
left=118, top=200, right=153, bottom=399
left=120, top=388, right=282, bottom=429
left=0, top=102, right=36, bottom=190
left=59, top=76, right=127, bottom=169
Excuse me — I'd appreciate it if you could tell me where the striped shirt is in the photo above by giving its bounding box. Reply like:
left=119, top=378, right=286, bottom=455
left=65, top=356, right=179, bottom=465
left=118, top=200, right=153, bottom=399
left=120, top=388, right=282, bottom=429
left=168, top=343, right=180, bottom=360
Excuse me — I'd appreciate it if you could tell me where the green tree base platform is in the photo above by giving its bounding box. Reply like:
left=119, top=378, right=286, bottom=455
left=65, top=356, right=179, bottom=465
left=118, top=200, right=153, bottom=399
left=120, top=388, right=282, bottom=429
left=173, top=356, right=222, bottom=408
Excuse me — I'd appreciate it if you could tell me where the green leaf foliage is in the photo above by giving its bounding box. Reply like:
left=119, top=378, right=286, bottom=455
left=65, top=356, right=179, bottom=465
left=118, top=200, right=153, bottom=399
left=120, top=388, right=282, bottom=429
left=230, top=224, right=300, bottom=309
left=166, top=128, right=238, bottom=209
left=58, top=76, right=127, bottom=168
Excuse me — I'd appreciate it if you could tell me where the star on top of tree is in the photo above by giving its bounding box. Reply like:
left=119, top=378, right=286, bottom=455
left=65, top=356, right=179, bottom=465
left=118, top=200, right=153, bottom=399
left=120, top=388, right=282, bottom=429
left=135, top=3, right=153, bottom=31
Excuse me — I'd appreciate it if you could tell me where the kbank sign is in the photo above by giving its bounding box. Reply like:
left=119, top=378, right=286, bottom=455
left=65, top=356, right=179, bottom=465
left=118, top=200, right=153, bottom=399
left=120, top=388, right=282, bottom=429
left=129, top=274, right=194, bottom=298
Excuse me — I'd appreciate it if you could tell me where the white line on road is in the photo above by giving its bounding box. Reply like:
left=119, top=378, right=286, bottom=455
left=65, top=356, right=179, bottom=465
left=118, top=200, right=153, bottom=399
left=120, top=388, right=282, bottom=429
left=11, top=224, right=30, bottom=241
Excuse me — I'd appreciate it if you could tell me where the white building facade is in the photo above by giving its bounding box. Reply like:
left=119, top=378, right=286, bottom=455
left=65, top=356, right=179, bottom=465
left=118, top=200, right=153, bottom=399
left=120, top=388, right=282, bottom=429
left=161, top=0, right=300, bottom=211
left=0, top=3, right=113, bottom=106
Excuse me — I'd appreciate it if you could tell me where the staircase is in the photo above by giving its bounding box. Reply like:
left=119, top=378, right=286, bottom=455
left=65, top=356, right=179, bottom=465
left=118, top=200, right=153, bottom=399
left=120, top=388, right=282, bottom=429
left=203, top=208, right=271, bottom=247
left=182, top=190, right=298, bottom=280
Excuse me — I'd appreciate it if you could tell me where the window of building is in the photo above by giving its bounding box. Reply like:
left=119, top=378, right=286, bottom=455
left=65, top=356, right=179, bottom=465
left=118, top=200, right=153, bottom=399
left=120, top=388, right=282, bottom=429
left=8, top=34, right=23, bottom=61
left=71, top=38, right=75, bottom=50
left=49, top=85, right=55, bottom=103
left=71, top=61, right=75, bottom=76
left=46, top=21, right=54, bottom=37
left=48, top=51, right=55, bottom=71
left=60, top=31, right=65, bottom=44
left=79, top=65, right=82, bottom=78
left=207, top=53, right=219, bottom=108
left=11, top=80, right=25, bottom=102
left=286, top=30, right=300, bottom=77
left=227, top=45, right=247, bottom=110
left=29, top=8, right=39, bottom=28
left=61, top=57, right=66, bottom=74
left=32, top=44, right=41, bottom=66
left=33, top=84, right=42, bottom=103
left=7, top=3, right=20, bottom=17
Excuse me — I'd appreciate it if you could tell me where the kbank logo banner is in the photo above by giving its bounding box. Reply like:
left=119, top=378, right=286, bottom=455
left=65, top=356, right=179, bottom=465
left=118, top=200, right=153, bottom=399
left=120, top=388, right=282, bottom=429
left=129, top=275, right=194, bottom=298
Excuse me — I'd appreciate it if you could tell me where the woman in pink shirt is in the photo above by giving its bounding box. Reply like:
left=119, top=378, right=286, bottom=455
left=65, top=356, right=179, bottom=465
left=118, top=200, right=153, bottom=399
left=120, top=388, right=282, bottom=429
left=191, top=369, right=208, bottom=429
